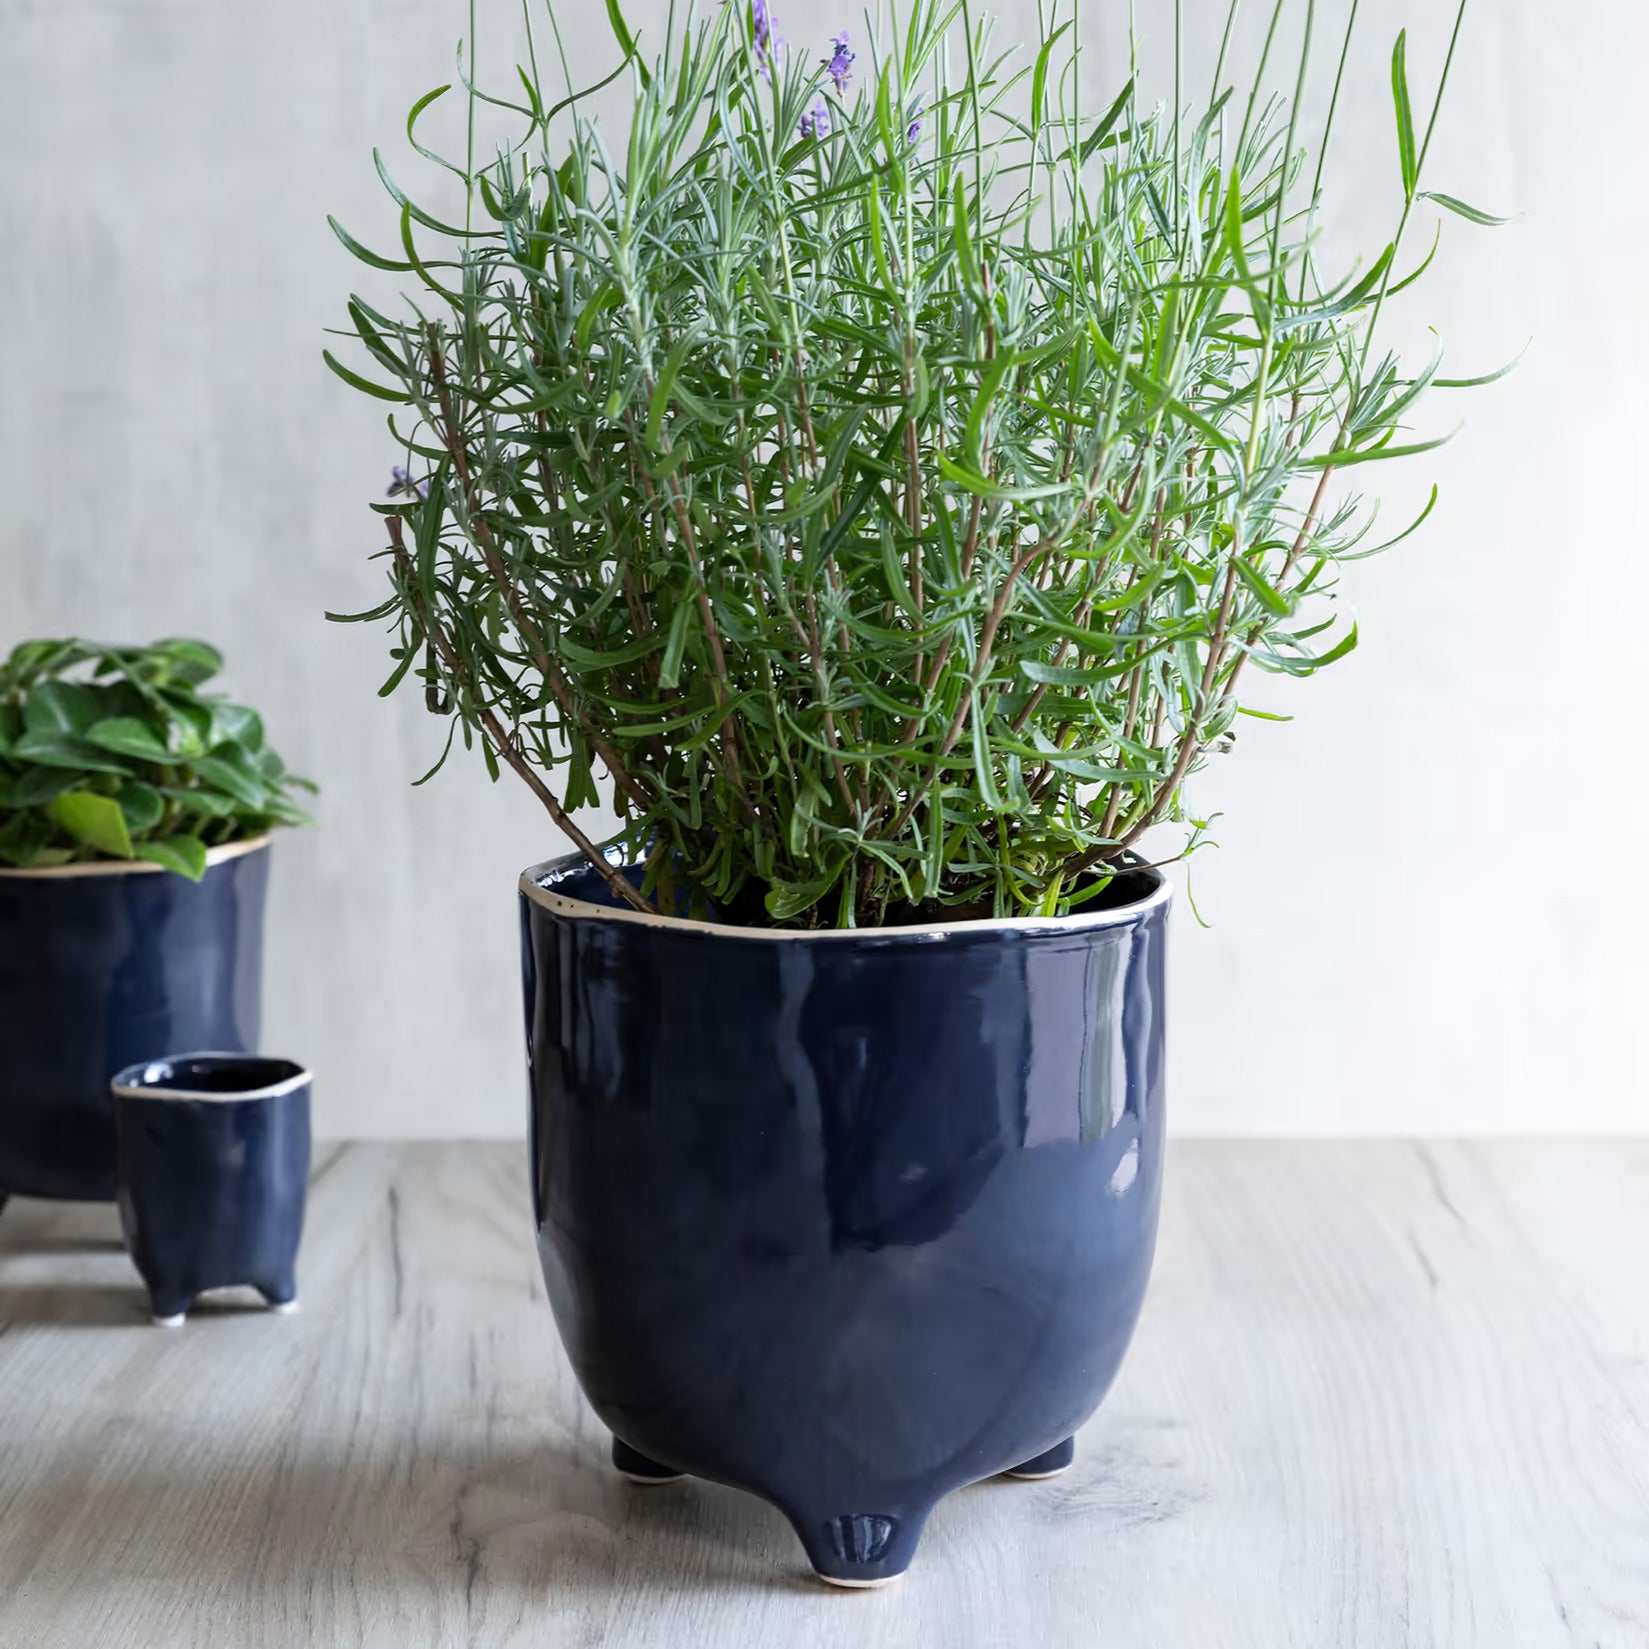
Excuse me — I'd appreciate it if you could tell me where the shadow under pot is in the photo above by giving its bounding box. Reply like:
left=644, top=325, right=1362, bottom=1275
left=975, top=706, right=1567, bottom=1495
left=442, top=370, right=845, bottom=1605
left=519, top=851, right=1170, bottom=1588
left=0, top=838, right=271, bottom=1210
left=112, top=1053, right=312, bottom=1326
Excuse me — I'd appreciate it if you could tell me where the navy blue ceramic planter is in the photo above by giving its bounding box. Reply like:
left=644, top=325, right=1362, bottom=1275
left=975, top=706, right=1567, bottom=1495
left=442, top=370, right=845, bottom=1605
left=520, top=853, right=1170, bottom=1587
left=112, top=1054, right=311, bottom=1325
left=0, top=839, right=269, bottom=1208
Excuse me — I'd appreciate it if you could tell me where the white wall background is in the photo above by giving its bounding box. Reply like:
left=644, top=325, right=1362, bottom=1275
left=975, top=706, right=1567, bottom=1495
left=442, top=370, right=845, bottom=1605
left=2, top=0, right=1642, bottom=1137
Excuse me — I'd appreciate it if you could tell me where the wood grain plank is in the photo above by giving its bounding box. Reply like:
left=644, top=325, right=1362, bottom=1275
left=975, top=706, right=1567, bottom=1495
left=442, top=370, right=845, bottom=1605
left=1, top=1142, right=1645, bottom=1648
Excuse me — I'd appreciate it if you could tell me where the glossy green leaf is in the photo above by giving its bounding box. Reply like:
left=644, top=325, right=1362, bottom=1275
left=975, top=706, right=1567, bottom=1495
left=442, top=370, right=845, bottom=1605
left=154, top=639, right=223, bottom=684
left=116, top=781, right=166, bottom=835
left=11, top=733, right=131, bottom=774
left=161, top=786, right=237, bottom=819
left=191, top=752, right=268, bottom=811
left=210, top=703, right=265, bottom=751
left=85, top=717, right=171, bottom=764
left=9, top=766, right=82, bottom=806
left=136, top=835, right=209, bottom=881
left=48, top=791, right=134, bottom=859
left=24, top=681, right=103, bottom=738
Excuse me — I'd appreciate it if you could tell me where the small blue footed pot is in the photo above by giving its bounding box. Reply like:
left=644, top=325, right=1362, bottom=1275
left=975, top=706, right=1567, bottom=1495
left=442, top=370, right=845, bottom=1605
left=112, top=1053, right=311, bottom=1325
left=0, top=838, right=271, bottom=1209
left=520, top=853, right=1170, bottom=1587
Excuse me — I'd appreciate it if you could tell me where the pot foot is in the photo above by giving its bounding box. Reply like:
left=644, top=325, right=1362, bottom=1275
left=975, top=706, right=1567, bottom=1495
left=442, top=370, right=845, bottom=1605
left=793, top=1508, right=928, bottom=1588
left=611, top=1437, right=685, bottom=1484
left=1004, top=1437, right=1075, bottom=1480
left=259, top=1278, right=299, bottom=1314
left=150, top=1304, right=190, bottom=1328
left=0, top=1192, right=8, bottom=1218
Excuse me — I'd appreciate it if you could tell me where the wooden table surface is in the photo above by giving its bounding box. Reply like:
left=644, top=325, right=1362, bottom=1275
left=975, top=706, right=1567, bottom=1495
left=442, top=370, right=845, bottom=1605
left=1, top=1141, right=1645, bottom=1648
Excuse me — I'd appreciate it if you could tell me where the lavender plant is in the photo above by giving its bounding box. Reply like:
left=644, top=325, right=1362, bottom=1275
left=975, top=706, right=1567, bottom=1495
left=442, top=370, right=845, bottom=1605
left=327, top=0, right=1502, bottom=926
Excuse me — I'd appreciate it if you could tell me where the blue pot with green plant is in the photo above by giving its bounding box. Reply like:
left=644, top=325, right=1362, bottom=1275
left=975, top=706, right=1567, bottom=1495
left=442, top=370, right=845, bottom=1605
left=329, top=0, right=1500, bottom=1584
left=0, top=639, right=312, bottom=1207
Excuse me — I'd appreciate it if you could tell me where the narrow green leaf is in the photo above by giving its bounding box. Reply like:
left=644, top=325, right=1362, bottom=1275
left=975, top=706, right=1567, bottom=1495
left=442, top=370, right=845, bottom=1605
left=323, top=349, right=412, bottom=403
left=1080, top=78, right=1134, bottom=164
left=659, top=599, right=693, bottom=690
left=1315, top=622, right=1360, bottom=667
left=557, top=631, right=664, bottom=672
left=604, top=0, right=650, bottom=89
left=327, top=215, right=415, bottom=273
left=1232, top=557, right=1293, bottom=617
left=1421, top=191, right=1515, bottom=226
left=1302, top=429, right=1458, bottom=469
left=1391, top=31, right=1418, bottom=198
left=937, top=453, right=1073, bottom=502
left=647, top=330, right=698, bottom=449
left=1435, top=341, right=1528, bottom=389
left=1030, top=23, right=1072, bottom=134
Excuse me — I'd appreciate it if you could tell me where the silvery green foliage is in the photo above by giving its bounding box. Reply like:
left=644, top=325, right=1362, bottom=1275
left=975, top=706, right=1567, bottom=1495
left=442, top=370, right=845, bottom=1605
left=328, top=0, right=1500, bottom=926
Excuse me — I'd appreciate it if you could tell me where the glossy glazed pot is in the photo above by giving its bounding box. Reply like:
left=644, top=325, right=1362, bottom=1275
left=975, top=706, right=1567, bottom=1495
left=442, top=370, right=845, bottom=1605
left=520, top=852, right=1170, bottom=1587
left=113, top=1053, right=311, bottom=1325
left=0, top=838, right=270, bottom=1207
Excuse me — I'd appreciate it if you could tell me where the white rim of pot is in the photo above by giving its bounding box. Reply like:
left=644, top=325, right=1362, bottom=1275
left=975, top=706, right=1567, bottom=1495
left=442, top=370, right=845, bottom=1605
left=111, top=1053, right=311, bottom=1104
left=0, top=834, right=270, bottom=879
left=520, top=849, right=1173, bottom=941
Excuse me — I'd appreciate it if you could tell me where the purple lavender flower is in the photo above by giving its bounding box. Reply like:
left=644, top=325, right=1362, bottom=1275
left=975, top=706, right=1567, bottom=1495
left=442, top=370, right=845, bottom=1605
left=387, top=465, right=429, bottom=501
left=800, top=97, right=831, bottom=139
left=752, top=0, right=782, bottom=79
left=906, top=96, right=925, bottom=145
left=826, top=30, right=854, bottom=95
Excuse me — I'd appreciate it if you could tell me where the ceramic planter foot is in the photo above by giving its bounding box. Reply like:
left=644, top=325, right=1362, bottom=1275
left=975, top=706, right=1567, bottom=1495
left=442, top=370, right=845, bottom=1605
left=150, top=1300, right=191, bottom=1327
left=790, top=1506, right=929, bottom=1589
left=259, top=1269, right=299, bottom=1313
left=611, top=1437, right=685, bottom=1484
left=1004, top=1437, right=1076, bottom=1480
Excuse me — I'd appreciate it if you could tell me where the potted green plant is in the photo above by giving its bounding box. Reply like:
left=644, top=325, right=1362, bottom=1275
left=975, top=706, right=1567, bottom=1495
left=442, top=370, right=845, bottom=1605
left=0, top=639, right=312, bottom=1209
left=328, top=0, right=1502, bottom=1584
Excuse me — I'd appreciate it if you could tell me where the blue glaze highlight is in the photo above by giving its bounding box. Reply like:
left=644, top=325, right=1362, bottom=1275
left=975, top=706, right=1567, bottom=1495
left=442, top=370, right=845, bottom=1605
left=0, top=841, right=270, bottom=1204
left=113, top=1054, right=311, bottom=1322
left=520, top=854, right=1169, bottom=1585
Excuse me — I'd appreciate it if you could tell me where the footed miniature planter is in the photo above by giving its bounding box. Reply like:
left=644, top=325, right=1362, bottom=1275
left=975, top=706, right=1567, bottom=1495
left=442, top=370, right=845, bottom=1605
left=0, top=838, right=271, bottom=1210
left=112, top=1054, right=311, bottom=1326
left=520, top=852, right=1169, bottom=1587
